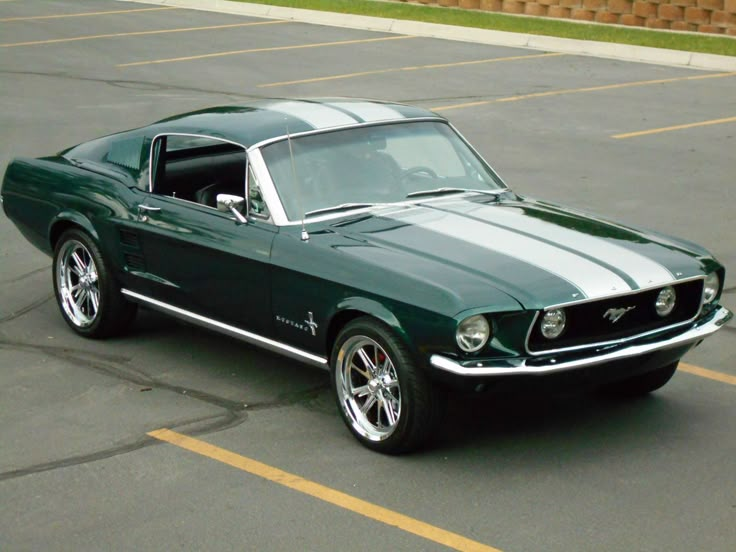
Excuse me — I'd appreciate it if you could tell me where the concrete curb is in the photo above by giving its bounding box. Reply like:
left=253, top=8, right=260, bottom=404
left=119, top=0, right=736, bottom=71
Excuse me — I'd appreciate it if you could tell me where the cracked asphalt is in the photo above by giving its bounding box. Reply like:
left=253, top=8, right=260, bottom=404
left=1, top=1, right=734, bottom=551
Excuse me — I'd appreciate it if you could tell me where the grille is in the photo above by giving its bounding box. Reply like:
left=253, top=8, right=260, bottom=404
left=527, top=279, right=704, bottom=353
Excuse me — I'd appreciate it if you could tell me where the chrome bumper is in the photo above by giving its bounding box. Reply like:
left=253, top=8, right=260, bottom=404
left=430, top=306, right=732, bottom=377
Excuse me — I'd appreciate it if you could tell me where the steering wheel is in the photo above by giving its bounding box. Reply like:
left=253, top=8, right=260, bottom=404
left=401, top=166, right=438, bottom=181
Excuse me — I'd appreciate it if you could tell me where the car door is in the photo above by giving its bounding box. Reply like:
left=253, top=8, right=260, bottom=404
left=134, top=134, right=276, bottom=335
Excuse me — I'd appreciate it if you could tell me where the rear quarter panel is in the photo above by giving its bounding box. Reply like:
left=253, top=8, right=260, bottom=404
left=2, top=157, right=140, bottom=279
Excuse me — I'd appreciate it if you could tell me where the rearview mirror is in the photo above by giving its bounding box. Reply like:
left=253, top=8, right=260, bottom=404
left=216, top=194, right=247, bottom=223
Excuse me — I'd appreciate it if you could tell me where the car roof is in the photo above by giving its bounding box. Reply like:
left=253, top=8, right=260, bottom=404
left=146, top=98, right=443, bottom=148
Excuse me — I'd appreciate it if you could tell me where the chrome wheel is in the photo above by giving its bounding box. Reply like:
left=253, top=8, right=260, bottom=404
left=335, top=335, right=401, bottom=442
left=56, top=239, right=100, bottom=328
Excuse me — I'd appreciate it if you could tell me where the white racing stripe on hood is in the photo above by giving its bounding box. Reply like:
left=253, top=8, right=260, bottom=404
left=468, top=204, right=675, bottom=288
left=328, top=102, right=404, bottom=122
left=391, top=209, right=632, bottom=299
left=267, top=101, right=357, bottom=129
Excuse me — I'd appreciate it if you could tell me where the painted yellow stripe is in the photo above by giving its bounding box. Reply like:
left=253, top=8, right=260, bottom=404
left=148, top=428, right=502, bottom=552
left=118, top=35, right=416, bottom=67
left=0, top=6, right=177, bottom=22
left=1, top=20, right=290, bottom=48
left=259, top=52, right=564, bottom=88
left=612, top=115, right=736, bottom=139
left=432, top=71, right=736, bottom=112
left=680, top=362, right=736, bottom=386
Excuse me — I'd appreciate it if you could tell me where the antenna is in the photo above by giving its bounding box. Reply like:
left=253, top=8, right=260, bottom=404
left=286, top=125, right=309, bottom=242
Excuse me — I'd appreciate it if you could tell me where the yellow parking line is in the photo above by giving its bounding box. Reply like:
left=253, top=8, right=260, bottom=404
left=118, top=35, right=416, bottom=67
left=432, top=71, right=736, bottom=112
left=680, top=363, right=736, bottom=385
left=1, top=20, right=290, bottom=48
left=0, top=6, right=177, bottom=22
left=148, top=428, right=502, bottom=552
left=259, top=52, right=564, bottom=88
left=612, top=115, right=736, bottom=139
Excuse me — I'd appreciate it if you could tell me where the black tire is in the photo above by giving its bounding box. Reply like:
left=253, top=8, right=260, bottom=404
left=330, top=316, right=446, bottom=454
left=52, top=229, right=136, bottom=338
left=600, top=362, right=678, bottom=397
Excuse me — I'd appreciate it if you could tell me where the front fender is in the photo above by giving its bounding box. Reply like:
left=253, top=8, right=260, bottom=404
left=49, top=211, right=100, bottom=248
left=327, top=296, right=458, bottom=371
left=333, top=296, right=406, bottom=340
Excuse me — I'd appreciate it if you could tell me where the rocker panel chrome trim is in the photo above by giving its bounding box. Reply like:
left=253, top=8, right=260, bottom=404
left=431, top=306, right=731, bottom=377
left=121, top=289, right=328, bottom=368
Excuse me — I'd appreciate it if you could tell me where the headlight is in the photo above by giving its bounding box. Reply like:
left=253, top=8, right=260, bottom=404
left=655, top=286, right=676, bottom=317
left=456, top=315, right=491, bottom=353
left=703, top=272, right=720, bottom=304
left=540, top=308, right=566, bottom=339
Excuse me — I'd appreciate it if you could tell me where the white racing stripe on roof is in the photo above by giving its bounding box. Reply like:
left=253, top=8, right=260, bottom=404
left=470, top=204, right=675, bottom=288
left=392, top=209, right=632, bottom=299
left=328, top=102, right=404, bottom=122
left=267, top=101, right=357, bottom=129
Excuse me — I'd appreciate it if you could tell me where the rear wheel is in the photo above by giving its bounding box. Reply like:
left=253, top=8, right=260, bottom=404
left=331, top=317, right=445, bottom=454
left=600, top=362, right=678, bottom=397
left=53, top=229, right=136, bottom=338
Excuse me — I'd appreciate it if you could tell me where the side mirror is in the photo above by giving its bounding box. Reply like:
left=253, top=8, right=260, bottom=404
left=216, top=194, right=247, bottom=223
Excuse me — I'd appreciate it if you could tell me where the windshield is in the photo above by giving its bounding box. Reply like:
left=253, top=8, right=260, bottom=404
left=260, top=121, right=505, bottom=220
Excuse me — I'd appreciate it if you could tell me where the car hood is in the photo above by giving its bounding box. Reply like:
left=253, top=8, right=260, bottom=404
left=325, top=195, right=710, bottom=311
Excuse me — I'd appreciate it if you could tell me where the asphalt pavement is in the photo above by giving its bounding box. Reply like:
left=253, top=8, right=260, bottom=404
left=1, top=1, right=734, bottom=551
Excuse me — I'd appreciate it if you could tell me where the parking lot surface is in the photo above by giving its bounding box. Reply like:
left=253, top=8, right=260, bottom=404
left=1, top=1, right=734, bottom=551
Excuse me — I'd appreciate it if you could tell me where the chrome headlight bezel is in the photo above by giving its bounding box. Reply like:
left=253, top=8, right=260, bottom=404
left=655, top=286, right=677, bottom=317
left=456, top=314, right=491, bottom=353
left=540, top=308, right=567, bottom=340
left=703, top=272, right=720, bottom=304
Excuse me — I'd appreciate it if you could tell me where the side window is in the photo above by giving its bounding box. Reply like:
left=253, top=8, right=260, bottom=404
left=247, top=165, right=270, bottom=219
left=150, top=134, right=247, bottom=208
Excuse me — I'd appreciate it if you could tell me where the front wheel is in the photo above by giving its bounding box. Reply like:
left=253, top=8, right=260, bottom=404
left=331, top=317, right=445, bottom=454
left=53, top=229, right=136, bottom=338
left=600, top=362, right=678, bottom=397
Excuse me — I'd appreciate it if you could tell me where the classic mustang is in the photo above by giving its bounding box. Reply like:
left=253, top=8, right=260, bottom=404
left=2, top=99, right=731, bottom=453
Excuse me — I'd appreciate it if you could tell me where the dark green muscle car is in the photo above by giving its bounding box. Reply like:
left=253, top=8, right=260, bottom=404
left=1, top=98, right=731, bottom=453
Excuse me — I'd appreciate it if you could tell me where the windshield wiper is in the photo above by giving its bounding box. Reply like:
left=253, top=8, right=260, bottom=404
left=406, top=187, right=504, bottom=199
left=304, top=203, right=377, bottom=217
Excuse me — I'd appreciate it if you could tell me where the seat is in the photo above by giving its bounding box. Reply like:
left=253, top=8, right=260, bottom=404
left=194, top=182, right=221, bottom=207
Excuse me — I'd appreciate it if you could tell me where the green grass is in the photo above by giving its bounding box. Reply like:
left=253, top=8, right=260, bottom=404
left=236, top=0, right=736, bottom=57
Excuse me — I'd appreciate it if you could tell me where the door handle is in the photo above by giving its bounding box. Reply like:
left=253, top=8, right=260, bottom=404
left=138, top=204, right=161, bottom=222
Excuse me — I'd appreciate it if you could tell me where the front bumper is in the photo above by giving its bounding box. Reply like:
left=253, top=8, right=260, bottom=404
left=430, top=306, right=732, bottom=377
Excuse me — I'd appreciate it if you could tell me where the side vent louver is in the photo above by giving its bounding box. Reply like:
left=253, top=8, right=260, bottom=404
left=124, top=254, right=145, bottom=272
left=107, top=136, right=143, bottom=171
left=119, top=229, right=140, bottom=248
left=119, top=229, right=144, bottom=272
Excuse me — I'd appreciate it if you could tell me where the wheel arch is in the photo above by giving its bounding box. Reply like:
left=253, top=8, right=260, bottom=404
left=324, top=297, right=412, bottom=359
left=49, top=212, right=99, bottom=250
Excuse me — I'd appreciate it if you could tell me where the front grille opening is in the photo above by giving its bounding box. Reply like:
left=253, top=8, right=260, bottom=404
left=528, top=279, right=704, bottom=353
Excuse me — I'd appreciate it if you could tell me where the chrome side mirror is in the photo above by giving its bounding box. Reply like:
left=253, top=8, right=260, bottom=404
left=216, top=194, right=247, bottom=223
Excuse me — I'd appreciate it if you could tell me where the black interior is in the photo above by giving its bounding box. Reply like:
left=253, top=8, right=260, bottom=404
left=154, top=143, right=246, bottom=207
